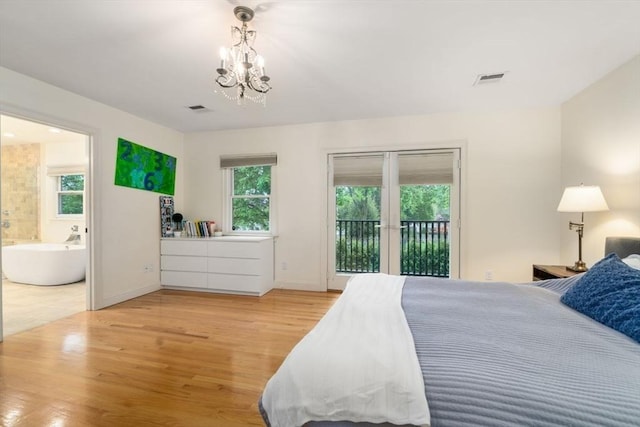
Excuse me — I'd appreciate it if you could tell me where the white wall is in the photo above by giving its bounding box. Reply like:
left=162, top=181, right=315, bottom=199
left=41, top=140, right=88, bottom=244
left=185, top=107, right=562, bottom=290
left=0, top=66, right=184, bottom=309
left=560, top=55, right=640, bottom=266
left=0, top=51, right=634, bottom=321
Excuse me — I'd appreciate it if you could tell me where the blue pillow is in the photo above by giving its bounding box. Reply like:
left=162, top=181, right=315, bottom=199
left=560, top=253, right=640, bottom=343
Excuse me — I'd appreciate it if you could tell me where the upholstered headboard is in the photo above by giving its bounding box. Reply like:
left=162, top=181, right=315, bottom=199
left=605, top=237, right=640, bottom=258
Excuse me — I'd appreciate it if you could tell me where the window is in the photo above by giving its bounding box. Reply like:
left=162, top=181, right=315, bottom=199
left=220, top=153, right=277, bottom=234
left=231, top=165, right=271, bottom=231
left=57, top=174, right=84, bottom=215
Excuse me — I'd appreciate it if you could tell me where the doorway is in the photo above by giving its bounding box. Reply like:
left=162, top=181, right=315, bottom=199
left=0, top=114, right=91, bottom=340
left=328, top=149, right=460, bottom=290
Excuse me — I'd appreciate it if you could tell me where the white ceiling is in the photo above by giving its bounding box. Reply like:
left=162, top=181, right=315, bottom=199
left=1, top=115, right=87, bottom=146
left=1, top=0, right=639, bottom=134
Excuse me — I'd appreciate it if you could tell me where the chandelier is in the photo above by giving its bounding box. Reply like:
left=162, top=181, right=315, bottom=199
left=216, top=6, right=271, bottom=105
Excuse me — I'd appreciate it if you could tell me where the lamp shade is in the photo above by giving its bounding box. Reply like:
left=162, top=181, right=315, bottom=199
left=557, top=185, right=609, bottom=212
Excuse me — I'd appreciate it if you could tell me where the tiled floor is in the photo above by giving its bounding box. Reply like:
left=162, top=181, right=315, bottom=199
left=1, top=279, right=86, bottom=337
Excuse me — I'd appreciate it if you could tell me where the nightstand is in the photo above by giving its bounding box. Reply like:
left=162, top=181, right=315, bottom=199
left=532, top=264, right=581, bottom=281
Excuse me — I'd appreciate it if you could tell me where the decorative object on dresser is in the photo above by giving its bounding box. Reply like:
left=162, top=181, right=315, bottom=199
left=557, top=184, right=609, bottom=271
left=160, top=236, right=274, bottom=296
left=159, top=196, right=174, bottom=237
left=171, top=212, right=183, bottom=237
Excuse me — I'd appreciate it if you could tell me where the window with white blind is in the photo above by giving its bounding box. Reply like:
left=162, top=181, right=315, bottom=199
left=220, top=154, right=277, bottom=233
left=57, top=174, right=85, bottom=216
left=47, top=166, right=86, bottom=217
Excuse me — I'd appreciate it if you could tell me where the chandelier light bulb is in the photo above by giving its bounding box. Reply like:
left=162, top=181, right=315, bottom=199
left=219, top=47, right=227, bottom=68
left=256, top=55, right=265, bottom=75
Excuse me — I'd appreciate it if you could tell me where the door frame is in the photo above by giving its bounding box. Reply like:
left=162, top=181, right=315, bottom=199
left=324, top=141, right=465, bottom=290
left=0, top=106, right=97, bottom=342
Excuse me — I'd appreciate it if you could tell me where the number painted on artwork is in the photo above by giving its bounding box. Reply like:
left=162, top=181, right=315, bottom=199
left=144, top=172, right=156, bottom=190
left=154, top=152, right=163, bottom=171
left=166, top=157, right=175, bottom=170
left=120, top=140, right=132, bottom=160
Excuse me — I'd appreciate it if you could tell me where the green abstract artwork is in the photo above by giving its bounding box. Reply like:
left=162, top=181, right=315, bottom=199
left=114, top=138, right=176, bottom=195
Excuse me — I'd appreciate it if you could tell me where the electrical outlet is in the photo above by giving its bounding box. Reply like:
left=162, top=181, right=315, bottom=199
left=281, top=261, right=288, bottom=270
left=144, top=264, right=154, bottom=273
left=485, top=270, right=493, bottom=281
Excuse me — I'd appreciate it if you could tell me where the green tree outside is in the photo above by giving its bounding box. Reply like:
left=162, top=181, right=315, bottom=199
left=232, top=166, right=271, bottom=231
left=336, top=184, right=451, bottom=276
left=59, top=174, right=84, bottom=215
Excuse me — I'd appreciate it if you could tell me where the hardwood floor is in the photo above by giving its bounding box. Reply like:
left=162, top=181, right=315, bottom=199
left=0, top=289, right=340, bottom=426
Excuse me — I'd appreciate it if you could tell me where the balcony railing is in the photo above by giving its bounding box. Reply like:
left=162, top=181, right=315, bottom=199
left=336, top=220, right=450, bottom=277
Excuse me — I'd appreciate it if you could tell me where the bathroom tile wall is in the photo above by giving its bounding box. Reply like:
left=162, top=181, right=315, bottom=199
left=1, top=143, right=41, bottom=243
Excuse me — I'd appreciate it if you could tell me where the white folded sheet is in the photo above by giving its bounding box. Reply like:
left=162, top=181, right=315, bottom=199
left=262, top=273, right=430, bottom=427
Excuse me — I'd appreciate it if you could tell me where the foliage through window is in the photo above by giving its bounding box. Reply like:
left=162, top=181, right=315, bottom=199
left=58, top=174, right=84, bottom=215
left=335, top=184, right=450, bottom=276
left=231, top=166, right=271, bottom=231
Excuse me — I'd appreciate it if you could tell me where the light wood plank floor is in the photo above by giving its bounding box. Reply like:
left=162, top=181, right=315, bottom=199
left=0, top=289, right=340, bottom=426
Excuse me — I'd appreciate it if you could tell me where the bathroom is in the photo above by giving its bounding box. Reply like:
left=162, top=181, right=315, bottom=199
left=1, top=114, right=89, bottom=337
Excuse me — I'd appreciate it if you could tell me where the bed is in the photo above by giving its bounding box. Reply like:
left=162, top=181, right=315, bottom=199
left=260, top=237, right=640, bottom=427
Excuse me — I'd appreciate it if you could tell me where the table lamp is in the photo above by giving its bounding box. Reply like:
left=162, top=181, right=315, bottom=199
left=557, top=184, right=609, bottom=272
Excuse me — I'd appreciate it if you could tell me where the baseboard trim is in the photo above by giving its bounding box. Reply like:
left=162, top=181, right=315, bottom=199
left=97, top=283, right=162, bottom=309
left=273, top=280, right=326, bottom=292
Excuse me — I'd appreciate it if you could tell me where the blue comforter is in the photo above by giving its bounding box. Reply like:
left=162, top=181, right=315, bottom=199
left=265, top=276, right=640, bottom=426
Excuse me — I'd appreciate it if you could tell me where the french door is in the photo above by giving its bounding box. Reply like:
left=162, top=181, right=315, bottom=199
left=328, top=149, right=460, bottom=290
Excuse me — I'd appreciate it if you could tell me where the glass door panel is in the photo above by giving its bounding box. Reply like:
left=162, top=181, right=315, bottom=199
left=335, top=186, right=381, bottom=273
left=399, top=184, right=451, bottom=276
left=329, top=153, right=386, bottom=289
left=328, top=150, right=459, bottom=290
left=396, top=151, right=454, bottom=277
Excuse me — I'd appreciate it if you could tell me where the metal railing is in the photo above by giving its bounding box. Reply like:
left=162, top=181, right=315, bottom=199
left=335, top=220, right=381, bottom=273
left=336, top=219, right=450, bottom=277
left=399, top=220, right=449, bottom=277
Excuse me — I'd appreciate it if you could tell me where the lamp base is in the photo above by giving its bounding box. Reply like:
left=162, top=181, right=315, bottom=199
left=567, top=260, right=588, bottom=272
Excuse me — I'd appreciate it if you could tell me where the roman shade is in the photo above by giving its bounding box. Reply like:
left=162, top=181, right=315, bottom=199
left=398, top=152, right=454, bottom=185
left=46, top=165, right=86, bottom=176
left=332, top=151, right=454, bottom=186
left=332, top=154, right=384, bottom=186
left=220, top=153, right=277, bottom=168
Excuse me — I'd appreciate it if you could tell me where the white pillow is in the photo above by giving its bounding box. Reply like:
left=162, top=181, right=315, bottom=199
left=622, top=254, right=640, bottom=270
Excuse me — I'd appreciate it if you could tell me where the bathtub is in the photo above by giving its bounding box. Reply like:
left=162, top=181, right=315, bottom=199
left=2, top=243, right=86, bottom=286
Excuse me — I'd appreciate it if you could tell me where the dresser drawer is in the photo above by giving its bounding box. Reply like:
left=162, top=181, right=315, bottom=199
left=208, top=257, right=261, bottom=275
left=207, top=241, right=262, bottom=259
left=161, top=271, right=208, bottom=288
left=160, top=237, right=273, bottom=296
left=208, top=273, right=262, bottom=293
left=161, top=240, right=207, bottom=256
left=161, top=255, right=207, bottom=272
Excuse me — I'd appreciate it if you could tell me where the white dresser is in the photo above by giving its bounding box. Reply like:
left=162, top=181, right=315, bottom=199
left=160, top=236, right=274, bottom=296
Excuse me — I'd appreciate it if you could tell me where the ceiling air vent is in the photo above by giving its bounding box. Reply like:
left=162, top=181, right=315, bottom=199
left=186, top=105, right=212, bottom=113
left=473, top=72, right=507, bottom=86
